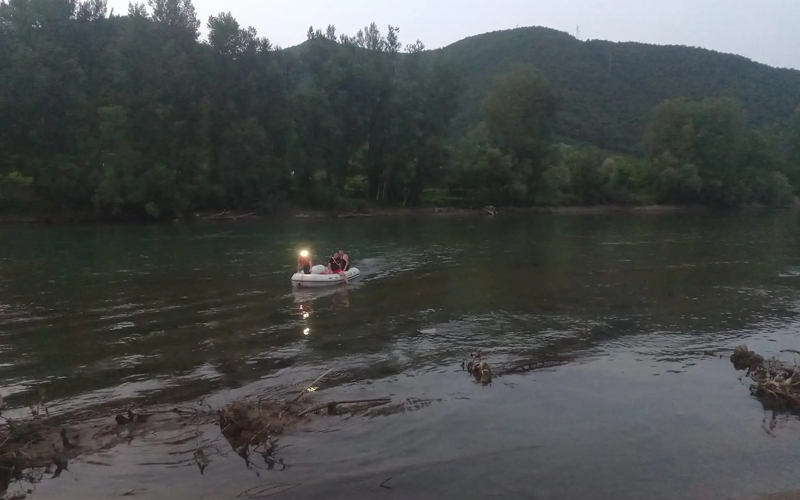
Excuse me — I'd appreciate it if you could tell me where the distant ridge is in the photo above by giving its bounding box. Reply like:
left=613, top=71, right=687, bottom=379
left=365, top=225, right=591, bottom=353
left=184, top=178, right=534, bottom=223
left=417, top=27, right=800, bottom=152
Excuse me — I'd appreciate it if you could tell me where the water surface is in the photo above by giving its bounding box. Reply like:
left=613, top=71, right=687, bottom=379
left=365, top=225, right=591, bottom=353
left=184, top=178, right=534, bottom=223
left=3, top=212, right=800, bottom=499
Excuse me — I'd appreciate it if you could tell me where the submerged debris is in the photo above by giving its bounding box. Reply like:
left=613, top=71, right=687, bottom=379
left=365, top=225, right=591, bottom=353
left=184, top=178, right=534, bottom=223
left=362, top=398, right=440, bottom=418
left=215, top=391, right=395, bottom=477
left=193, top=449, right=210, bottom=475
left=0, top=404, right=216, bottom=496
left=0, top=419, right=62, bottom=496
left=219, top=400, right=285, bottom=450
left=497, top=358, right=570, bottom=375
left=0, top=365, right=400, bottom=496
left=731, top=345, right=800, bottom=411
left=463, top=349, right=492, bottom=385
left=219, top=396, right=393, bottom=451
left=462, top=349, right=572, bottom=386
left=731, top=345, right=765, bottom=371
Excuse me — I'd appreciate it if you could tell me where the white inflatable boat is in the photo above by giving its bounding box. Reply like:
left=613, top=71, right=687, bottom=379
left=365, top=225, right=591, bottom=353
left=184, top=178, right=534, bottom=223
left=291, top=264, right=360, bottom=288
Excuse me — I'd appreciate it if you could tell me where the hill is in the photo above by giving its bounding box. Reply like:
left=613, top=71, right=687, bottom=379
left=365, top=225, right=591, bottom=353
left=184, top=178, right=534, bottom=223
left=424, top=27, right=800, bottom=153
left=2, top=5, right=798, bottom=219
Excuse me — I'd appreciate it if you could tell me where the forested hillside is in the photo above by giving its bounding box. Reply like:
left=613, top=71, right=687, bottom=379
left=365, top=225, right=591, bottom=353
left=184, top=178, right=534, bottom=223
left=1, top=0, right=799, bottom=220
left=432, top=27, right=800, bottom=153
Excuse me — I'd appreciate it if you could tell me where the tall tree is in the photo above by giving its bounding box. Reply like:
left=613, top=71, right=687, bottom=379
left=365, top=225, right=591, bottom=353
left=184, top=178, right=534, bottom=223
left=481, top=66, right=557, bottom=195
left=792, top=106, right=800, bottom=171
left=646, top=97, right=750, bottom=205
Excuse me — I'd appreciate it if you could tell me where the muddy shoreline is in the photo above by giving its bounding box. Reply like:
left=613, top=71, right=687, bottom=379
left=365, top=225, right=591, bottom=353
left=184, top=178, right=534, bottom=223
left=0, top=204, right=712, bottom=227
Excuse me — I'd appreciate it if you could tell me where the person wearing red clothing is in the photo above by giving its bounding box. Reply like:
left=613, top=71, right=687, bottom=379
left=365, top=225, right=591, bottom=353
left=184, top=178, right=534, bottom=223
left=297, top=250, right=312, bottom=274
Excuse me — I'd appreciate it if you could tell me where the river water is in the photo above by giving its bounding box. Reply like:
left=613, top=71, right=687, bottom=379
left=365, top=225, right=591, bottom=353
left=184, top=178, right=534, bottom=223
left=3, top=212, right=800, bottom=499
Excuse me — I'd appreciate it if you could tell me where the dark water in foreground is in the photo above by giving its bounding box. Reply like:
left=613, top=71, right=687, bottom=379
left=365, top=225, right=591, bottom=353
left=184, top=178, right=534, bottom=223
left=3, top=212, right=800, bottom=499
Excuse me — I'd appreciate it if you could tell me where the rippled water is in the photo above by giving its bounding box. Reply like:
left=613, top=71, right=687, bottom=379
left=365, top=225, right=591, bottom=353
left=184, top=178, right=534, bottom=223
left=4, top=212, right=800, bottom=499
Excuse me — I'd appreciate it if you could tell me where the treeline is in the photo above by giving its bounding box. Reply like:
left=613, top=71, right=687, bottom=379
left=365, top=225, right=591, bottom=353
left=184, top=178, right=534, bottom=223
left=1, top=0, right=799, bottom=220
left=0, top=0, right=460, bottom=218
left=459, top=74, right=800, bottom=207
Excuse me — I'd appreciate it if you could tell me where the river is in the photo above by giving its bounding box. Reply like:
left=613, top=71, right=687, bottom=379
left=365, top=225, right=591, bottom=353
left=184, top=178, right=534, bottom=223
left=3, top=211, right=800, bottom=499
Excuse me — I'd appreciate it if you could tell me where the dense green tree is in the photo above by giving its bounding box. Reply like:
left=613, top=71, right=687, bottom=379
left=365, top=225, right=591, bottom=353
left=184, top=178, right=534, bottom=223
left=481, top=67, right=556, bottom=181
left=0, top=0, right=466, bottom=218
left=448, top=123, right=524, bottom=205
left=655, top=156, right=702, bottom=204
left=556, top=145, right=609, bottom=206
left=647, top=98, right=744, bottom=206
left=0, top=3, right=797, bottom=218
left=646, top=97, right=796, bottom=206
left=792, top=106, right=800, bottom=173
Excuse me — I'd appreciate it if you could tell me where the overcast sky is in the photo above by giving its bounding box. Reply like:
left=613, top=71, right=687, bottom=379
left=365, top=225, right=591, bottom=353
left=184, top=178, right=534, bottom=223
left=109, top=0, right=800, bottom=70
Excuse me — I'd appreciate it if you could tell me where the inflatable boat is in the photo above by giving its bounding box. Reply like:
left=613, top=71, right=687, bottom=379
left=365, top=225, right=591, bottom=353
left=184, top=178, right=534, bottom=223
left=291, top=264, right=360, bottom=288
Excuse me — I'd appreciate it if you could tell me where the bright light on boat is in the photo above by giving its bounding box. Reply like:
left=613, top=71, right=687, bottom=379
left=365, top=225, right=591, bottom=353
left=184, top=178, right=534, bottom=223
left=302, top=312, right=310, bottom=319
left=299, top=250, right=309, bottom=258
left=303, top=328, right=310, bottom=336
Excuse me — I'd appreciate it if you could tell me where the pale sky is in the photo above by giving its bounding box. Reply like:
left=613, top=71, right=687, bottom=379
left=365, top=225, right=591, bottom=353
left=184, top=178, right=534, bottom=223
left=109, top=0, right=800, bottom=70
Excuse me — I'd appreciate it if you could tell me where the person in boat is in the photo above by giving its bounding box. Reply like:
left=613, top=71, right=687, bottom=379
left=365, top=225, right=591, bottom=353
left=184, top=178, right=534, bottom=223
left=338, top=250, right=350, bottom=271
left=327, top=252, right=348, bottom=284
left=326, top=253, right=340, bottom=273
left=297, top=250, right=312, bottom=274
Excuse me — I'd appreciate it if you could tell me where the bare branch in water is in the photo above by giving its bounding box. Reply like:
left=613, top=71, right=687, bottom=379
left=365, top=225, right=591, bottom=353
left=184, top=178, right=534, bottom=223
left=289, top=368, right=334, bottom=405
left=297, top=398, right=392, bottom=418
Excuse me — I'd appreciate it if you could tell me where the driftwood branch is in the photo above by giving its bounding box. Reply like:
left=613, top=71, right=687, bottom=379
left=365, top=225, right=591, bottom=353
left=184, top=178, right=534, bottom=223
left=297, top=398, right=392, bottom=418
left=732, top=346, right=800, bottom=412
left=497, top=358, right=570, bottom=376
left=289, top=369, right=334, bottom=405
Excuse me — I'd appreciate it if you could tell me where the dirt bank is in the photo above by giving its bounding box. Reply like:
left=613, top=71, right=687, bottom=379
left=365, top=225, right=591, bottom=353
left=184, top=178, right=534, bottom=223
left=299, top=204, right=697, bottom=219
left=0, top=204, right=704, bottom=227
